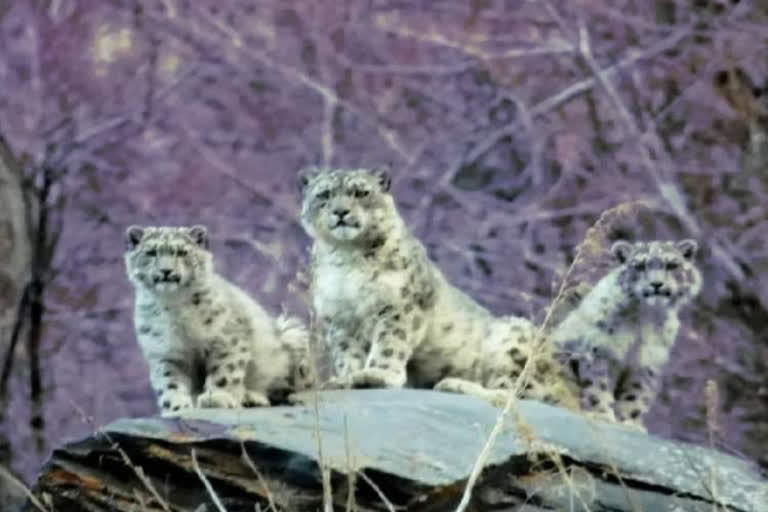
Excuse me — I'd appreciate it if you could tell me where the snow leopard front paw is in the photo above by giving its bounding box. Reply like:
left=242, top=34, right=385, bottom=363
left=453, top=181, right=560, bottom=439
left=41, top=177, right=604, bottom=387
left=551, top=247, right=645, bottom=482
left=434, top=377, right=476, bottom=394
left=158, top=390, right=194, bottom=417
left=242, top=390, right=271, bottom=408
left=350, top=368, right=406, bottom=389
left=435, top=377, right=509, bottom=407
left=197, top=389, right=240, bottom=409
left=321, top=375, right=353, bottom=390
left=582, top=408, right=618, bottom=424
left=618, top=419, right=647, bottom=432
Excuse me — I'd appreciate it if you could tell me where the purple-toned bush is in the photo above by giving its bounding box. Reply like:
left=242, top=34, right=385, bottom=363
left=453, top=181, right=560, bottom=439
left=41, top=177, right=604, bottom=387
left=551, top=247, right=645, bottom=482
left=0, top=0, right=766, bottom=481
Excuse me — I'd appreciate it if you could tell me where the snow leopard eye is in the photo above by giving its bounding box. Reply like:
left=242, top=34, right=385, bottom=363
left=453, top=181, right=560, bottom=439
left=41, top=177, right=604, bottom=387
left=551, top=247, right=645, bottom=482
left=633, top=261, right=646, bottom=271
left=666, top=261, right=679, bottom=271
left=354, top=188, right=370, bottom=199
left=316, top=190, right=330, bottom=201
left=145, top=249, right=157, bottom=257
left=177, top=248, right=188, bottom=257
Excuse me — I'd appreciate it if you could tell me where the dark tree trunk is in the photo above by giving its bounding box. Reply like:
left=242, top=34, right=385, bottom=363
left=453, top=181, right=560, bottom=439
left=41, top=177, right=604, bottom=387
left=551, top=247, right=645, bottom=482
left=0, top=134, right=34, bottom=468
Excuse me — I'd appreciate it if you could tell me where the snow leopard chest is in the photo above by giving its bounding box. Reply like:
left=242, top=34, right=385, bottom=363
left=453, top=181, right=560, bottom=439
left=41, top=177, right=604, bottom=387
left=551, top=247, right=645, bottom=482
left=165, top=300, right=230, bottom=344
left=313, top=261, right=410, bottom=320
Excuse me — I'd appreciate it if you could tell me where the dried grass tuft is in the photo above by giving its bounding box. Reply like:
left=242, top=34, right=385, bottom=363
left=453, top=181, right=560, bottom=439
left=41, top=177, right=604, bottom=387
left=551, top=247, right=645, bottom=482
left=455, top=197, right=657, bottom=511
left=545, top=200, right=653, bottom=331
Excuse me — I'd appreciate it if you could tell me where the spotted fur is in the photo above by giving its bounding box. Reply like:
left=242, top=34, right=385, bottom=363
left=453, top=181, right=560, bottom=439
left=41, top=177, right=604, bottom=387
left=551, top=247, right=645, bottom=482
left=551, top=239, right=702, bottom=429
left=124, top=225, right=312, bottom=416
left=300, top=167, right=564, bottom=402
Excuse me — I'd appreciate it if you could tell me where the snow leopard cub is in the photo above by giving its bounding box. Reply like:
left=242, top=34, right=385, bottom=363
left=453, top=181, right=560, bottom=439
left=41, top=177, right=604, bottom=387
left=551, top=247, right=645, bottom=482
left=300, top=167, right=564, bottom=403
left=124, top=225, right=312, bottom=415
left=551, top=239, right=702, bottom=429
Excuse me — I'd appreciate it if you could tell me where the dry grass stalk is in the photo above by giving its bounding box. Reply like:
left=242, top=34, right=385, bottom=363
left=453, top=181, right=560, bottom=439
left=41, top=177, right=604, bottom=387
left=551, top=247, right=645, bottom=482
left=305, top=290, right=334, bottom=512
left=705, top=379, right=721, bottom=446
left=545, top=451, right=595, bottom=512
left=607, top=463, right=643, bottom=512
left=132, top=488, right=149, bottom=512
left=309, top=371, right=333, bottom=512
left=705, top=379, right=724, bottom=512
left=343, top=414, right=358, bottom=512
left=550, top=200, right=653, bottom=512
left=455, top=200, right=649, bottom=512
left=190, top=448, right=229, bottom=512
left=291, top=257, right=336, bottom=511
left=320, top=466, right=333, bottom=512
left=240, top=442, right=278, bottom=512
left=454, top=258, right=579, bottom=510
left=345, top=471, right=357, bottom=511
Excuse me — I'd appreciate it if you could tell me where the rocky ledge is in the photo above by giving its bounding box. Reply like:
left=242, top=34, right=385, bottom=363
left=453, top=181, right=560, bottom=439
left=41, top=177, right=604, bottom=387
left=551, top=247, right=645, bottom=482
left=27, top=389, right=767, bottom=511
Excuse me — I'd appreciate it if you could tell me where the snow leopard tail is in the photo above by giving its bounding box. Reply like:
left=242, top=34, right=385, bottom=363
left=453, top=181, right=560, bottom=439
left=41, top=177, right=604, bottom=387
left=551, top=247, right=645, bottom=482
left=497, top=315, right=580, bottom=409
left=275, top=314, right=315, bottom=391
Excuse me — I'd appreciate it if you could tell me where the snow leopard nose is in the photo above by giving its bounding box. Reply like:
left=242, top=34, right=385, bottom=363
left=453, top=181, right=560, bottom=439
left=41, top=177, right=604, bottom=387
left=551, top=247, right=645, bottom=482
left=333, top=208, right=350, bottom=219
left=159, top=269, right=173, bottom=279
left=650, top=281, right=663, bottom=291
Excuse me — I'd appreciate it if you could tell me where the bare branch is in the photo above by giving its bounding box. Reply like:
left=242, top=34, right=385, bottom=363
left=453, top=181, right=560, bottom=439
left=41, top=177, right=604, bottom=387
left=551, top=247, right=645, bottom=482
left=321, top=96, right=336, bottom=167
left=137, top=7, right=417, bottom=163
left=543, top=1, right=745, bottom=281
left=466, top=25, right=692, bottom=169
left=0, top=283, right=29, bottom=395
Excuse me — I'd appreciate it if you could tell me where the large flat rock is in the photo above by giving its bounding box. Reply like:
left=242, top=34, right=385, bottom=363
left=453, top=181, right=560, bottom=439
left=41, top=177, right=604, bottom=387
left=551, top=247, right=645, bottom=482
left=29, top=390, right=767, bottom=511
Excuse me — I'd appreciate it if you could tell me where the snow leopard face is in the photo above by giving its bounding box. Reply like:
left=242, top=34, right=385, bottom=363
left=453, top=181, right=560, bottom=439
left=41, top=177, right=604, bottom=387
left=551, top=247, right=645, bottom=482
left=612, top=239, right=702, bottom=309
left=124, top=225, right=213, bottom=295
left=299, top=166, right=395, bottom=245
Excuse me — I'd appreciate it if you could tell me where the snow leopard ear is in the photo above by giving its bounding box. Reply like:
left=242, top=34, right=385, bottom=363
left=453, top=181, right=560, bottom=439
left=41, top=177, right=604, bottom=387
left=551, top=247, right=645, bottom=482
left=372, top=165, right=391, bottom=192
left=187, top=225, right=209, bottom=249
left=125, top=225, right=145, bottom=250
left=297, top=166, right=321, bottom=194
left=611, top=240, right=633, bottom=264
left=676, top=239, right=698, bottom=260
